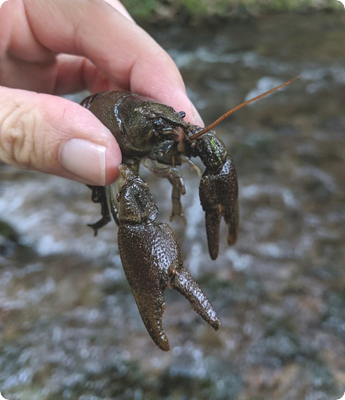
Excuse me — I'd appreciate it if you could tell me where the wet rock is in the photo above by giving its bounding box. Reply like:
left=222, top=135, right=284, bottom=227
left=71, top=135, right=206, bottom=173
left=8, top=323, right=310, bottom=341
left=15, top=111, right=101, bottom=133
left=0, top=219, right=20, bottom=258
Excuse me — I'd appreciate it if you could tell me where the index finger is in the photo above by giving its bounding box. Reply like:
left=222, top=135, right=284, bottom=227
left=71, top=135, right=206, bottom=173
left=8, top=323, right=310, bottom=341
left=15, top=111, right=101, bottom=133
left=19, top=0, right=202, bottom=125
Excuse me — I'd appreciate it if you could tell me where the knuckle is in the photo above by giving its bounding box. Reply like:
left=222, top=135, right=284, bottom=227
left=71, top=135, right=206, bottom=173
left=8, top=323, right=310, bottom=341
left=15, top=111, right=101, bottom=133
left=0, top=100, right=43, bottom=169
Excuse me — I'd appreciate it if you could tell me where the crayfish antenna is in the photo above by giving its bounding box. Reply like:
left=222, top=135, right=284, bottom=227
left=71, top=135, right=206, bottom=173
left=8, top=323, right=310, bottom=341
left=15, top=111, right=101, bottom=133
left=170, top=267, right=221, bottom=330
left=189, top=75, right=300, bottom=140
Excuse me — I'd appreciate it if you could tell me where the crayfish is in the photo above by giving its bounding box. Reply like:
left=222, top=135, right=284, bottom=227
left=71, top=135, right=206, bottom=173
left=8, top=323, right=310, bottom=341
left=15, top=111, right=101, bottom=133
left=81, top=77, right=297, bottom=351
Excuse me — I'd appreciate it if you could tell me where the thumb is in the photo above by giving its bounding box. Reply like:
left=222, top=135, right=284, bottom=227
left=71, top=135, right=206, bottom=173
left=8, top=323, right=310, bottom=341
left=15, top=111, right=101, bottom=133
left=0, top=87, right=121, bottom=185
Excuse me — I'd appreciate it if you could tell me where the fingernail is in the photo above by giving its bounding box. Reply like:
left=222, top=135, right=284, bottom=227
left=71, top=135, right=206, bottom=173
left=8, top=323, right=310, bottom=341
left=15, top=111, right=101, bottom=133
left=190, top=102, right=204, bottom=127
left=60, top=139, right=106, bottom=185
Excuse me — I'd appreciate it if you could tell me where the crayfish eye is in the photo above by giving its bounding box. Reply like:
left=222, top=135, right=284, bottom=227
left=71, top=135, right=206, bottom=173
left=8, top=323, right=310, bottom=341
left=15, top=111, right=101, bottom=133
left=178, top=111, right=186, bottom=118
left=152, top=119, right=175, bottom=136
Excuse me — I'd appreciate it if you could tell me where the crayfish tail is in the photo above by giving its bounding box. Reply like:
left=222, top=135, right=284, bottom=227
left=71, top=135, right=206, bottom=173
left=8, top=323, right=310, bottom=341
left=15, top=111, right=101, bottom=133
left=171, top=267, right=220, bottom=331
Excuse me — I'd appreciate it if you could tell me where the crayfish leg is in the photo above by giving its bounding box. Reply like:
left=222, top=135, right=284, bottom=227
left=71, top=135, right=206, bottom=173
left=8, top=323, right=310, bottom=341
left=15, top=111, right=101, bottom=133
left=87, top=185, right=112, bottom=235
left=142, top=158, right=186, bottom=222
left=170, top=183, right=186, bottom=223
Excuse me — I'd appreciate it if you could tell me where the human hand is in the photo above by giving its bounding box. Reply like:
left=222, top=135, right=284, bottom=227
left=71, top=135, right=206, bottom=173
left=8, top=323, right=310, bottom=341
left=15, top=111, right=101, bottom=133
left=0, top=0, right=203, bottom=185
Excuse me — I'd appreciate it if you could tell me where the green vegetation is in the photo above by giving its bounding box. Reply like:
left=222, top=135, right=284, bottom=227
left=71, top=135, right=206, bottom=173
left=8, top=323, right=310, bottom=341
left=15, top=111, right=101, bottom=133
left=122, top=0, right=343, bottom=21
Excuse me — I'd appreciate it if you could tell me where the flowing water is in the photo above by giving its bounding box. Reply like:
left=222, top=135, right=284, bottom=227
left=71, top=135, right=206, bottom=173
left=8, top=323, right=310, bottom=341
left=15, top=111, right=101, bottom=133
left=0, top=13, right=344, bottom=400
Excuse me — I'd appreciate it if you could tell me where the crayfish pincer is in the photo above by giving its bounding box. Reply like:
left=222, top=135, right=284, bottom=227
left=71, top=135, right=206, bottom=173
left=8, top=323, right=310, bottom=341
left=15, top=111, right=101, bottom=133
left=116, top=165, right=220, bottom=351
left=81, top=77, right=298, bottom=350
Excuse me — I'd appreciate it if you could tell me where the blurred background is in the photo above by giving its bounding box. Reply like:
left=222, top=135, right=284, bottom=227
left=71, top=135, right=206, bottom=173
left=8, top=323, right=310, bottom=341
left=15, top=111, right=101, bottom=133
left=1, top=1, right=345, bottom=399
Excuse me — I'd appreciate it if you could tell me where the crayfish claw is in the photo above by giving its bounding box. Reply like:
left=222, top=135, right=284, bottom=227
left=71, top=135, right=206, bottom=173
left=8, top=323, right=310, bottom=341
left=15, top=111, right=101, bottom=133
left=119, top=221, right=182, bottom=351
left=187, top=130, right=239, bottom=259
left=199, top=154, right=239, bottom=260
left=123, top=264, right=170, bottom=351
left=140, top=303, right=170, bottom=352
left=204, top=210, right=222, bottom=261
left=225, top=200, right=239, bottom=246
left=116, top=164, right=220, bottom=350
left=118, top=223, right=172, bottom=351
left=170, top=267, right=220, bottom=331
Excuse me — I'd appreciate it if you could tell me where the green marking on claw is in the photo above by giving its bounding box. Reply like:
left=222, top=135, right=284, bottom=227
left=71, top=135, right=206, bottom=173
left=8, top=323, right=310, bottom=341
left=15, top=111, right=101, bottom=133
left=210, top=138, right=222, bottom=164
